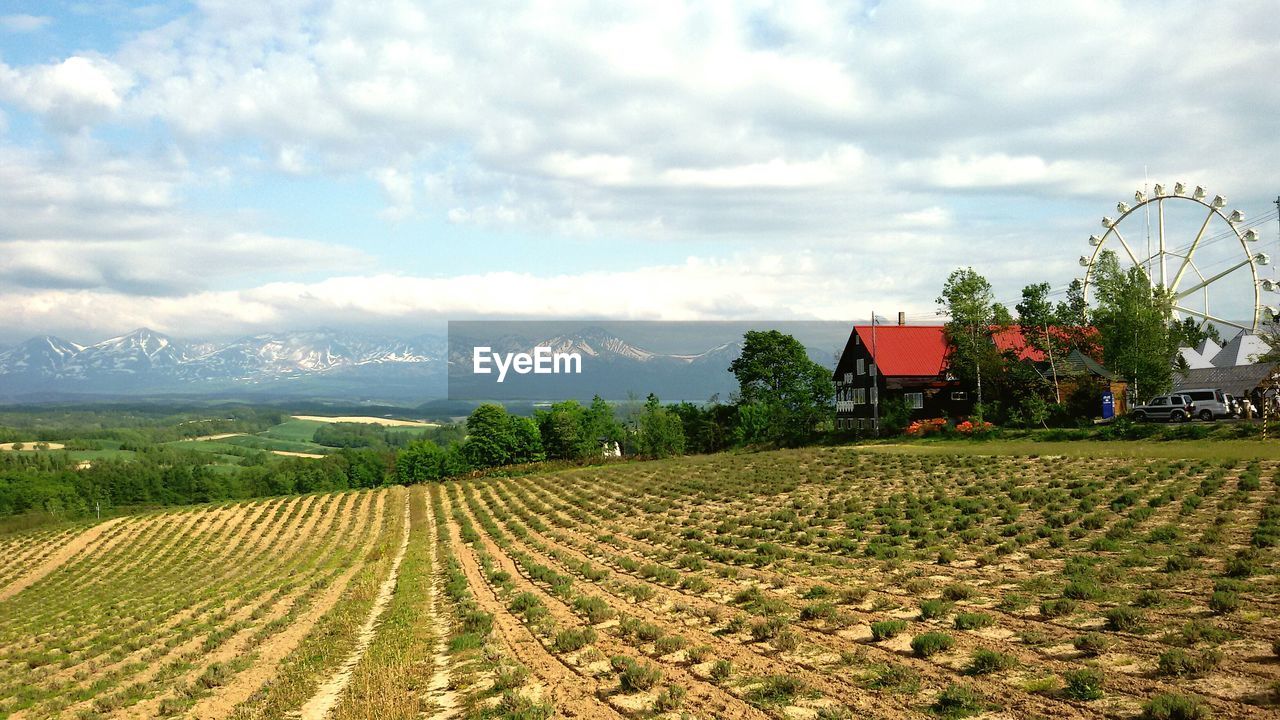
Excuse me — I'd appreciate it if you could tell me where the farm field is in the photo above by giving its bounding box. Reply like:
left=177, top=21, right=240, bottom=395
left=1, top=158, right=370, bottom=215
left=1, top=445, right=1278, bottom=719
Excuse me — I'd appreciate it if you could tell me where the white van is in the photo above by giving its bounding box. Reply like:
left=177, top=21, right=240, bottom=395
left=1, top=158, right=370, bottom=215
left=1178, top=388, right=1231, bottom=420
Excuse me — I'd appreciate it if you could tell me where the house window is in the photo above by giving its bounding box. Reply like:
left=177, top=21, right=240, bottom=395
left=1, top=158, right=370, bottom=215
left=857, top=359, right=865, bottom=375
left=869, top=362, right=876, bottom=377
left=843, top=372, right=853, bottom=384
left=852, top=388, right=866, bottom=405
left=905, top=392, right=924, bottom=409
left=856, top=418, right=864, bottom=430
left=951, top=391, right=967, bottom=401
left=870, top=386, right=878, bottom=404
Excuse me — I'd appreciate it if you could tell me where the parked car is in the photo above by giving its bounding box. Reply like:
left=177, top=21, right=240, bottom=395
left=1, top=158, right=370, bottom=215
left=1130, top=394, right=1195, bottom=422
left=1178, top=388, right=1232, bottom=421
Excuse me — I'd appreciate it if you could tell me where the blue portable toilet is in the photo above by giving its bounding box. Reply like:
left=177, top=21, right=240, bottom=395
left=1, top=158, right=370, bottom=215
left=1101, top=390, right=1115, bottom=419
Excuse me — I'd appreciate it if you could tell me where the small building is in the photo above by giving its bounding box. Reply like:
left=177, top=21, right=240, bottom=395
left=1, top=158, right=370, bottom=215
left=832, top=323, right=971, bottom=431
left=1174, top=364, right=1280, bottom=407
left=992, top=326, right=1128, bottom=415
left=833, top=321, right=1123, bottom=429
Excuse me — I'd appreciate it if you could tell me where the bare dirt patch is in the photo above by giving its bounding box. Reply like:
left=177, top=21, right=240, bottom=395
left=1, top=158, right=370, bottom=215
left=291, top=415, right=438, bottom=427
left=0, top=441, right=65, bottom=451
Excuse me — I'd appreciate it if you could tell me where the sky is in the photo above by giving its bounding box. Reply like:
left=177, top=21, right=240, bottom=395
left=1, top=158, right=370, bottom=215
left=0, top=0, right=1278, bottom=344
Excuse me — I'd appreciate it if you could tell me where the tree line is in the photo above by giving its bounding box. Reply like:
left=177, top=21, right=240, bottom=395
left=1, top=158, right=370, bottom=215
left=935, top=250, right=1221, bottom=427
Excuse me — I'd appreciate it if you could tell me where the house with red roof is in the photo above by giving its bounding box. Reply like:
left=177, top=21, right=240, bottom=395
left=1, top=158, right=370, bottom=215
left=831, top=322, right=970, bottom=431
left=832, top=320, right=1124, bottom=431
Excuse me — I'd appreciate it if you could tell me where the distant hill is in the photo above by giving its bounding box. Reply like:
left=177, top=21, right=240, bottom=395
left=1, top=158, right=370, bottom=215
left=0, top=325, right=841, bottom=404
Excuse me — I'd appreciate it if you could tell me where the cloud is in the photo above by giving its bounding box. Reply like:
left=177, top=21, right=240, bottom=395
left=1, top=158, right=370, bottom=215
left=0, top=1, right=1276, bottom=340
left=0, top=14, right=51, bottom=32
left=0, top=248, right=951, bottom=341
left=0, top=56, right=133, bottom=130
left=0, top=144, right=371, bottom=294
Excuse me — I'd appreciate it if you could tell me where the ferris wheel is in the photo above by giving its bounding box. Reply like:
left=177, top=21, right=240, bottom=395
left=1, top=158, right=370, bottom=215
left=1079, top=182, right=1271, bottom=332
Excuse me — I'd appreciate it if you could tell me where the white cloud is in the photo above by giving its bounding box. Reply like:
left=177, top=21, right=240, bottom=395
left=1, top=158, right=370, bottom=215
left=0, top=14, right=51, bottom=32
left=0, top=56, right=133, bottom=130
left=0, top=144, right=371, bottom=294
left=0, top=248, right=950, bottom=341
left=0, top=1, right=1277, bottom=338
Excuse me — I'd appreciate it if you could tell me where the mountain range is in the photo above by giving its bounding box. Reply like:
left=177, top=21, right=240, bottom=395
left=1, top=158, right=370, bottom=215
left=0, top=328, right=447, bottom=402
left=0, top=326, right=837, bottom=403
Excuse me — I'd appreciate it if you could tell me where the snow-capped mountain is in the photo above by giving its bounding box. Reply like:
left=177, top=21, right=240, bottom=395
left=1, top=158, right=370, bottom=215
left=185, top=330, right=441, bottom=380
left=63, top=328, right=189, bottom=378
left=0, top=336, right=86, bottom=377
left=0, top=328, right=447, bottom=400
left=0, top=324, right=833, bottom=403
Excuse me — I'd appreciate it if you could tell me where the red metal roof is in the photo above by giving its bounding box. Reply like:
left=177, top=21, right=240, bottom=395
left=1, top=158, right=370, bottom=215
left=993, top=326, right=1045, bottom=362
left=853, top=325, right=948, bottom=377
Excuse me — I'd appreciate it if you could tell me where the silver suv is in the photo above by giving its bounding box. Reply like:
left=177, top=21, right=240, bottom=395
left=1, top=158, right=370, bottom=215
left=1178, top=388, right=1231, bottom=421
left=1131, top=394, right=1195, bottom=422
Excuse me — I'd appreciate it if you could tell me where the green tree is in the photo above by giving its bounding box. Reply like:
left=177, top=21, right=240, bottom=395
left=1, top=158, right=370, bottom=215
left=1091, top=250, right=1178, bottom=399
left=462, top=404, right=516, bottom=469
left=938, top=268, right=1005, bottom=418
left=508, top=415, right=546, bottom=464
left=536, top=401, right=585, bottom=460
left=728, top=330, right=834, bottom=445
left=635, top=394, right=685, bottom=458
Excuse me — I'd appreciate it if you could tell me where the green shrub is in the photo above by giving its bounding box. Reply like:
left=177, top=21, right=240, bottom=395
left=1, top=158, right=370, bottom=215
left=1141, top=693, right=1212, bottom=720
left=1208, top=590, right=1239, bottom=615
left=967, top=648, right=1017, bottom=675
left=864, top=663, right=920, bottom=693
left=745, top=675, right=807, bottom=707
left=954, top=612, right=994, bottom=630
left=800, top=602, right=838, bottom=622
left=942, top=583, right=977, bottom=601
left=710, top=659, right=733, bottom=683
left=839, top=586, right=871, bottom=604
left=1063, top=667, right=1104, bottom=700
left=493, top=663, right=530, bottom=691
left=508, top=593, right=542, bottom=615
left=1063, top=578, right=1105, bottom=600
left=910, top=632, right=954, bottom=657
left=997, top=593, right=1031, bottom=611
left=803, top=584, right=834, bottom=599
left=654, top=684, right=686, bottom=711
left=1103, top=606, right=1144, bottom=632
left=937, top=548, right=957, bottom=564
left=1165, top=555, right=1195, bottom=573
left=870, top=620, right=908, bottom=641
left=494, top=691, right=552, bottom=720
left=1134, top=589, right=1165, bottom=607
left=1040, top=598, right=1077, bottom=618
left=932, top=683, right=985, bottom=719
left=552, top=627, right=597, bottom=653
left=1156, top=649, right=1223, bottom=678
left=918, top=599, right=953, bottom=620
left=750, top=616, right=788, bottom=642
left=680, top=575, right=711, bottom=593
left=686, top=644, right=712, bottom=663
left=611, top=655, right=662, bottom=692
left=1225, top=554, right=1255, bottom=578
left=654, top=634, right=687, bottom=656
left=572, top=595, right=614, bottom=624
left=1072, top=633, right=1111, bottom=657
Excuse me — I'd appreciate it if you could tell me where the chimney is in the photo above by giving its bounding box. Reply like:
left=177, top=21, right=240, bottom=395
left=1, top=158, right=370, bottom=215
left=897, top=311, right=905, bottom=326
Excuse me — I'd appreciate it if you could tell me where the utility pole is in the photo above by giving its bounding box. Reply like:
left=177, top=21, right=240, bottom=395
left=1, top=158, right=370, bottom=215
left=871, top=311, right=879, bottom=437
